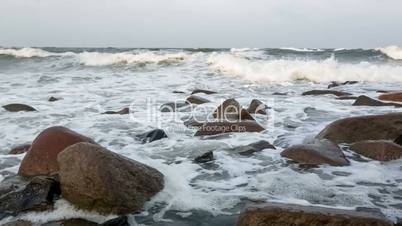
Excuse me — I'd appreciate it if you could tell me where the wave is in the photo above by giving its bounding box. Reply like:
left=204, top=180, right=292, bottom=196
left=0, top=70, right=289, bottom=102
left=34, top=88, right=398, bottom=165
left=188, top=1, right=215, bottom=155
left=279, top=47, right=324, bottom=52
left=207, top=53, right=402, bottom=83
left=78, top=51, right=191, bottom=66
left=377, top=46, right=402, bottom=60
left=0, top=47, right=59, bottom=58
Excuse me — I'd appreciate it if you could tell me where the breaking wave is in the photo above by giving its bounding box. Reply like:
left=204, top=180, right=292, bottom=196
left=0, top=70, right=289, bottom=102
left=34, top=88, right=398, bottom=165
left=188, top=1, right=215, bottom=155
left=0, top=47, right=63, bottom=58
left=378, top=46, right=402, bottom=60
left=207, top=53, right=402, bottom=83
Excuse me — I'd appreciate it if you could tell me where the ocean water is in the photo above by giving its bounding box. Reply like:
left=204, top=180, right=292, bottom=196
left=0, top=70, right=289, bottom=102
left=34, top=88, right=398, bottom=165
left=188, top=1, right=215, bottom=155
left=0, top=46, right=402, bottom=225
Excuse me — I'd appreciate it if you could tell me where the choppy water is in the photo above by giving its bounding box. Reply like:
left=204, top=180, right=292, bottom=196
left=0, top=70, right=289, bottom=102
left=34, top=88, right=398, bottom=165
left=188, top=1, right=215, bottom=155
left=0, top=47, right=402, bottom=225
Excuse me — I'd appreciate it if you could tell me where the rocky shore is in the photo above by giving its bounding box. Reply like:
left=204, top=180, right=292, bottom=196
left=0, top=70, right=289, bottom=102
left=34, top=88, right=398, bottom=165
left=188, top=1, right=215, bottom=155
left=1, top=87, right=402, bottom=226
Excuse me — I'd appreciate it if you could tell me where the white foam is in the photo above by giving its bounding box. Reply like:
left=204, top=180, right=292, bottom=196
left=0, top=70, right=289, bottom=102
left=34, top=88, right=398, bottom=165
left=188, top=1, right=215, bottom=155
left=207, top=53, right=402, bottom=83
left=378, top=45, right=402, bottom=60
left=0, top=47, right=55, bottom=58
left=280, top=47, right=324, bottom=52
left=78, top=51, right=192, bottom=66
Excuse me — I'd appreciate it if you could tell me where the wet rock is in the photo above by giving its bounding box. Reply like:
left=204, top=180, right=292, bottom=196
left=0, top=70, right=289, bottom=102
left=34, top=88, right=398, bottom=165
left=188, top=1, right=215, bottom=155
left=41, top=216, right=129, bottom=226
left=0, top=176, right=60, bottom=219
left=232, top=141, right=275, bottom=156
left=336, top=96, right=358, bottom=100
left=302, top=90, right=352, bottom=97
left=379, top=91, right=402, bottom=102
left=48, top=96, right=61, bottom=102
left=1, top=220, right=32, bottom=226
left=213, top=98, right=254, bottom=121
left=194, top=121, right=265, bottom=136
left=352, top=95, right=402, bottom=107
left=2, top=104, right=37, bottom=112
left=316, top=112, right=402, bottom=144
left=349, top=140, right=402, bottom=161
left=191, top=89, right=217, bottom=95
left=328, top=81, right=358, bottom=89
left=102, top=108, right=130, bottom=115
left=58, top=142, right=164, bottom=214
left=172, top=90, right=186, bottom=94
left=237, top=202, right=393, bottom=226
left=8, top=144, right=30, bottom=155
left=186, top=95, right=210, bottom=105
left=160, top=101, right=190, bottom=112
left=102, top=216, right=129, bottom=226
left=247, top=99, right=269, bottom=115
left=18, top=126, right=96, bottom=177
left=272, top=92, right=287, bottom=96
left=394, top=135, right=402, bottom=145
left=281, top=139, right=349, bottom=166
left=136, top=129, right=168, bottom=143
left=194, top=151, right=214, bottom=163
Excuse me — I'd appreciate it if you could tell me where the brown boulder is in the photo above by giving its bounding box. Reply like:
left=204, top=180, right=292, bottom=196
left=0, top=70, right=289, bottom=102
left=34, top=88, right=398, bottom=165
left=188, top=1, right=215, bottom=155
left=302, top=90, right=352, bottom=97
left=213, top=98, right=254, bottom=121
left=247, top=99, right=269, bottom=115
left=48, top=96, right=61, bottom=102
left=102, top=108, right=130, bottom=115
left=350, top=140, right=402, bottom=161
left=281, top=139, right=349, bottom=166
left=379, top=91, right=402, bottom=102
left=18, top=126, right=95, bottom=177
left=352, top=95, right=402, bottom=107
left=2, top=104, right=37, bottom=112
left=8, top=144, right=31, bottom=155
left=194, top=121, right=265, bottom=136
left=58, top=143, right=164, bottom=214
left=191, top=89, right=217, bottom=95
left=316, top=113, right=402, bottom=144
left=237, top=203, right=393, bottom=226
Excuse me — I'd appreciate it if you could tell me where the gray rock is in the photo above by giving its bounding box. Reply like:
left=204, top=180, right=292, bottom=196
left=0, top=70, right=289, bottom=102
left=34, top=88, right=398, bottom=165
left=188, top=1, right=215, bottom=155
left=186, top=95, right=210, bottom=105
left=232, top=141, right=275, bottom=156
left=302, top=90, right=352, bottom=97
left=2, top=104, right=37, bottom=112
left=136, top=129, right=168, bottom=143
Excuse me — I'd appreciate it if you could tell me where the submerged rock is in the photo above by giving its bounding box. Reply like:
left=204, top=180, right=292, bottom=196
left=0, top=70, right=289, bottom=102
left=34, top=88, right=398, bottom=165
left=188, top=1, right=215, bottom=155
left=18, top=126, right=96, bottom=177
left=102, top=108, right=130, bottom=115
left=213, top=98, right=254, bottom=121
left=232, top=140, right=275, bottom=156
left=302, top=90, right=352, bottom=97
left=237, top=202, right=393, bottom=226
left=247, top=99, right=269, bottom=115
left=379, top=91, right=402, bottom=102
left=327, top=80, right=358, bottom=89
left=194, top=151, right=214, bottom=163
left=281, top=139, right=349, bottom=166
left=191, top=89, right=217, bottom=95
left=316, top=113, right=402, bottom=144
left=272, top=92, right=287, bottom=95
left=336, top=96, right=358, bottom=100
left=350, top=140, right=402, bottom=161
left=58, top=143, right=164, bottom=215
left=136, top=129, right=168, bottom=143
left=2, top=104, right=37, bottom=112
left=186, top=95, right=210, bottom=105
left=194, top=121, right=265, bottom=136
left=352, top=95, right=402, bottom=107
left=8, top=144, right=31, bottom=155
left=48, top=96, right=61, bottom=102
left=0, top=176, right=60, bottom=219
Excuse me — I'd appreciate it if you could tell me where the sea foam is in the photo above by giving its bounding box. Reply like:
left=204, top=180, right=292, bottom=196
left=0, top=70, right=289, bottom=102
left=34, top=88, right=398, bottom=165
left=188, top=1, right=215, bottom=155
left=378, top=45, right=402, bottom=60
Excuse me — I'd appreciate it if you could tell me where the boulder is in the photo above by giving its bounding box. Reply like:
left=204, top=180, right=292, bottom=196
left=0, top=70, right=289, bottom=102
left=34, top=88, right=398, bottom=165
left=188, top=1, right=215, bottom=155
left=8, top=144, right=31, bottom=155
left=186, top=95, right=210, bottom=105
left=160, top=101, right=190, bottom=112
left=194, top=151, right=214, bottom=163
left=232, top=141, right=275, bottom=156
left=316, top=113, right=402, bottom=144
left=328, top=81, right=358, bottom=89
left=18, top=126, right=95, bottom=177
left=41, top=216, right=129, bottom=226
left=58, top=143, right=164, bottom=214
left=172, top=90, right=186, bottom=94
left=237, top=203, right=393, bottom=226
left=48, top=96, right=61, bottom=102
left=379, top=91, right=402, bottom=102
left=336, top=96, right=358, bottom=100
left=352, top=95, right=402, bottom=107
left=349, top=140, right=402, bottom=161
left=2, top=104, right=37, bottom=112
left=0, top=176, right=60, bottom=219
left=213, top=98, right=254, bottom=121
left=281, top=139, right=349, bottom=166
left=136, top=129, right=168, bottom=143
left=302, top=90, right=352, bottom=97
left=191, top=89, right=217, bottom=95
left=102, top=108, right=130, bottom=115
left=194, top=121, right=265, bottom=136
left=272, top=92, right=287, bottom=96
left=247, top=99, right=269, bottom=115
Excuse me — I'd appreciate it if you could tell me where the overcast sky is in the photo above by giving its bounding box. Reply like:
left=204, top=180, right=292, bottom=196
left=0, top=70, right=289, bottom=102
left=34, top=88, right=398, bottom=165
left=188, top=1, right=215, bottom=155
left=0, top=0, right=401, bottom=48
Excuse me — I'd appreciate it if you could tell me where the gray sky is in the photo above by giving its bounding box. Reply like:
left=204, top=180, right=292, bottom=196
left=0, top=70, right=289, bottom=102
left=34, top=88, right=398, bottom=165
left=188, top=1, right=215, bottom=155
left=0, top=0, right=401, bottom=48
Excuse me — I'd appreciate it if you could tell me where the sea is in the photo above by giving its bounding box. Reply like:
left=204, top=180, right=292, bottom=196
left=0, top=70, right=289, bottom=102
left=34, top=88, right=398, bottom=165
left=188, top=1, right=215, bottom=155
left=0, top=46, right=402, bottom=225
